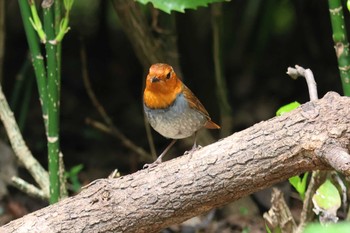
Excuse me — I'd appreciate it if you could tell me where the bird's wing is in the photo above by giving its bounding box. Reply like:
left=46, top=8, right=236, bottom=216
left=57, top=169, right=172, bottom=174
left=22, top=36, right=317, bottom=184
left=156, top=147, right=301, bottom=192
left=182, top=84, right=210, bottom=116
left=182, top=84, right=220, bottom=129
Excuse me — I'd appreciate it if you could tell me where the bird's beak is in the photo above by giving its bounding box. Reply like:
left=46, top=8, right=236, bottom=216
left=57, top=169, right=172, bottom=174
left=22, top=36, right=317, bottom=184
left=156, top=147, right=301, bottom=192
left=150, top=77, right=160, bottom=83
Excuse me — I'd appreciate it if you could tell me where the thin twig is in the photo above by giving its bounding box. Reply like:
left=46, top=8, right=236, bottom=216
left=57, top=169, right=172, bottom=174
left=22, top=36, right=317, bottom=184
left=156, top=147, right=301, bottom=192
left=11, top=176, right=46, bottom=200
left=85, top=118, right=150, bottom=162
left=0, top=85, right=49, bottom=197
left=80, top=45, right=151, bottom=161
left=286, top=65, right=318, bottom=101
left=332, top=172, right=347, bottom=214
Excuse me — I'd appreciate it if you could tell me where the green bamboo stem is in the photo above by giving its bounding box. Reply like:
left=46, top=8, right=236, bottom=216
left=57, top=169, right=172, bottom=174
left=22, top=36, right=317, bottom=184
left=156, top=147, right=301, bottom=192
left=328, top=0, right=350, bottom=96
left=18, top=0, right=48, bottom=128
left=54, top=0, right=62, bottom=97
left=43, top=2, right=61, bottom=204
left=211, top=3, right=233, bottom=137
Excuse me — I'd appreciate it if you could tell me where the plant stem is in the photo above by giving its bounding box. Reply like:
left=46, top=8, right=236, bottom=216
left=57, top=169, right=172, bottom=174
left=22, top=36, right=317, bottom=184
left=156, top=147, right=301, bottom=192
left=0, top=84, right=49, bottom=197
left=43, top=1, right=61, bottom=204
left=54, top=0, right=62, bottom=98
left=18, top=0, right=48, bottom=128
left=328, top=0, right=350, bottom=96
left=54, top=0, right=67, bottom=200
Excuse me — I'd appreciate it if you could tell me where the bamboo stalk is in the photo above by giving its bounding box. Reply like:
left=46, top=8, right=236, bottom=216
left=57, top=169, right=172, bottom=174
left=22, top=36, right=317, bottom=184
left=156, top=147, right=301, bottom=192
left=328, top=0, right=350, bottom=96
left=42, top=1, right=61, bottom=204
left=18, top=0, right=49, bottom=127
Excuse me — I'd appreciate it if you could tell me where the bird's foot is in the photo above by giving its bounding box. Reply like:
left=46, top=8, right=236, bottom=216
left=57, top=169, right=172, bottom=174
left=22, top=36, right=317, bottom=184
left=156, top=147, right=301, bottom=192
left=143, top=158, right=162, bottom=169
left=184, top=144, right=202, bottom=155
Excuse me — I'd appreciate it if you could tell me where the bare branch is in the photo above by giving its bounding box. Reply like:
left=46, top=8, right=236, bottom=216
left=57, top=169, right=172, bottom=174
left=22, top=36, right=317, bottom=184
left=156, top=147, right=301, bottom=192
left=318, top=143, right=350, bottom=175
left=0, top=85, right=49, bottom=197
left=11, top=177, right=46, bottom=200
left=287, top=65, right=318, bottom=101
left=1, top=92, right=349, bottom=232
left=263, top=188, right=296, bottom=232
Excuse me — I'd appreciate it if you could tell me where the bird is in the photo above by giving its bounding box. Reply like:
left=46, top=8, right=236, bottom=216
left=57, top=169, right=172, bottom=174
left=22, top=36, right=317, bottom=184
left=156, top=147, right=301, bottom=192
left=143, top=63, right=220, bottom=168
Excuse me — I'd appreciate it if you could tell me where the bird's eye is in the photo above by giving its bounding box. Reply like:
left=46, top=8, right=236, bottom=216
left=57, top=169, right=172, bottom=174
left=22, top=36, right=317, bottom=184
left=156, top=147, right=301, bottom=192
left=166, top=72, right=171, bottom=79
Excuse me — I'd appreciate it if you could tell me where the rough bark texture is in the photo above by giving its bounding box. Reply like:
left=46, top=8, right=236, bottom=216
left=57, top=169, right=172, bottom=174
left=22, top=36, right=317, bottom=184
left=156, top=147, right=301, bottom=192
left=2, top=92, right=350, bottom=233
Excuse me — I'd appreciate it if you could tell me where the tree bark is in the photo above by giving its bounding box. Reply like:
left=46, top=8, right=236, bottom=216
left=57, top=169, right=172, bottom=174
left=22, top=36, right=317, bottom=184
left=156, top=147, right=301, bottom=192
left=2, top=92, right=350, bottom=233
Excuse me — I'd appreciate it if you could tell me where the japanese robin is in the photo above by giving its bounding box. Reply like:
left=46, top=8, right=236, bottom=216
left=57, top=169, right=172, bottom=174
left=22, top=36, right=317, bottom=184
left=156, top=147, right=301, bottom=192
left=143, top=63, right=220, bottom=167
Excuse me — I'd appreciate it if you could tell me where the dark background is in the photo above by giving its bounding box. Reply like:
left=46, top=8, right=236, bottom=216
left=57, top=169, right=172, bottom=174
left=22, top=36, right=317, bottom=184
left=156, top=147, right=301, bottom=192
left=1, top=0, right=346, bottom=225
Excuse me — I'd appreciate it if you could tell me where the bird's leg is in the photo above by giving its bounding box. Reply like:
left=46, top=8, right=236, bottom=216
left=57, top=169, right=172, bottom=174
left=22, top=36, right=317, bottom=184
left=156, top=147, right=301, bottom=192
left=143, top=139, right=177, bottom=169
left=184, top=132, right=201, bottom=155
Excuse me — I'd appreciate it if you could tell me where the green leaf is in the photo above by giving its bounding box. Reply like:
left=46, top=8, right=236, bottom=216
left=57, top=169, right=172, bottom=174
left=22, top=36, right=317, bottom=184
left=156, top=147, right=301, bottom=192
left=304, top=222, right=350, bottom=233
left=348, top=0, right=350, bottom=13
left=69, top=164, right=84, bottom=176
left=276, top=101, right=300, bottom=116
left=289, top=176, right=301, bottom=190
left=65, top=164, right=84, bottom=193
left=64, top=0, right=74, bottom=11
left=135, top=0, right=229, bottom=14
left=312, top=179, right=341, bottom=223
left=265, top=224, right=272, bottom=233
left=289, top=172, right=308, bottom=200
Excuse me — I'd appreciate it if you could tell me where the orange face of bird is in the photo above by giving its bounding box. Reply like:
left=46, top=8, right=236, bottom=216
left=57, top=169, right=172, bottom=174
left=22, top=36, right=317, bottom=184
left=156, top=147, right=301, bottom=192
left=144, top=63, right=182, bottom=109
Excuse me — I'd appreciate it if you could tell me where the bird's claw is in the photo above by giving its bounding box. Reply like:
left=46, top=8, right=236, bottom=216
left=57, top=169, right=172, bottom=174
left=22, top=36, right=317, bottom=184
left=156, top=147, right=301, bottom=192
left=184, top=144, right=202, bottom=155
left=143, top=159, right=162, bottom=169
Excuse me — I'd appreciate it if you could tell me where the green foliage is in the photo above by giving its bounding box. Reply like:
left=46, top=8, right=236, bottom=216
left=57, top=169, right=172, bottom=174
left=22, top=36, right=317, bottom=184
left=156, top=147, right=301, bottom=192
left=265, top=224, right=272, bottom=233
left=55, top=0, right=74, bottom=43
left=65, top=164, right=84, bottom=193
left=304, top=222, right=350, bottom=233
left=312, top=179, right=341, bottom=221
left=28, top=2, right=46, bottom=43
left=289, top=172, right=309, bottom=200
left=276, top=101, right=300, bottom=116
left=135, top=0, right=229, bottom=14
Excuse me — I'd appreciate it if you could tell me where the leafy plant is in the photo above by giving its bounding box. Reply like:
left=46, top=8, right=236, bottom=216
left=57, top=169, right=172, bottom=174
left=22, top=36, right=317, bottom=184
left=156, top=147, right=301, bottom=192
left=312, top=179, right=341, bottom=224
left=65, top=164, right=84, bottom=193
left=276, top=101, right=300, bottom=116
left=135, top=0, right=228, bottom=13
left=18, top=0, right=75, bottom=203
left=289, top=172, right=309, bottom=200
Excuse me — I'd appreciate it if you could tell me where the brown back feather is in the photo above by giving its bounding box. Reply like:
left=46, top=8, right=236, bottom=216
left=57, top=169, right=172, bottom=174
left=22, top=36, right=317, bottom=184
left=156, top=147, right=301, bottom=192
left=182, top=84, right=220, bottom=129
